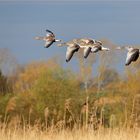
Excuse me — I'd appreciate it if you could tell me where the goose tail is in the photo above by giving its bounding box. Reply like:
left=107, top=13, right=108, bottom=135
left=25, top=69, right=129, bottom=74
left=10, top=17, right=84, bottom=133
left=35, top=36, right=44, bottom=40
left=57, top=42, right=67, bottom=47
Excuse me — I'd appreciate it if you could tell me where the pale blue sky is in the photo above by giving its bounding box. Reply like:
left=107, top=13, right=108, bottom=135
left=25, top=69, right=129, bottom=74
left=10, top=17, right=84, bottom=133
left=0, top=1, right=140, bottom=73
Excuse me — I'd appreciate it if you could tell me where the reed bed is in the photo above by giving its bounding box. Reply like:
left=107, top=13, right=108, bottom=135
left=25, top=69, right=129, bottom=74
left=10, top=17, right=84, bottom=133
left=0, top=122, right=140, bottom=140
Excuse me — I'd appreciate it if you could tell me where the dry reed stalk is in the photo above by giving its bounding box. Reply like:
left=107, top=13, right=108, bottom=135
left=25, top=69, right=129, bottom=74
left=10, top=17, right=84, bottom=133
left=85, top=96, right=89, bottom=130
left=0, top=125, right=140, bottom=140
left=44, top=107, right=49, bottom=129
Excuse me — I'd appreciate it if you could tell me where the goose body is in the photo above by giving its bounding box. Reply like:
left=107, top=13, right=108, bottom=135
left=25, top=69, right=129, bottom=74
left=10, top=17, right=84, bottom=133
left=58, top=38, right=110, bottom=60
left=57, top=39, right=87, bottom=62
left=57, top=42, right=80, bottom=62
left=72, top=38, right=101, bottom=58
left=58, top=38, right=95, bottom=58
left=35, top=29, right=61, bottom=48
left=125, top=47, right=139, bottom=65
left=117, top=46, right=140, bottom=66
left=72, top=38, right=109, bottom=58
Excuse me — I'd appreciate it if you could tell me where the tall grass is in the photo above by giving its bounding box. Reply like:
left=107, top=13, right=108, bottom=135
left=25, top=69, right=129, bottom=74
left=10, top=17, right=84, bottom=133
left=0, top=123, right=140, bottom=140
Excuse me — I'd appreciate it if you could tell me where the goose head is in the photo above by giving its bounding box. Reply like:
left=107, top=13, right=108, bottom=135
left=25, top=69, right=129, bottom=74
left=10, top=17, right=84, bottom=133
left=101, top=46, right=110, bottom=51
left=125, top=46, right=134, bottom=51
left=95, top=40, right=102, bottom=46
left=55, top=39, right=62, bottom=42
left=116, top=46, right=134, bottom=52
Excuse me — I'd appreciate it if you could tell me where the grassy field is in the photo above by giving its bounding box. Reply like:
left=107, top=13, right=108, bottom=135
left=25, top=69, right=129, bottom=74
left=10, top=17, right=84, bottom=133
left=0, top=125, right=140, bottom=140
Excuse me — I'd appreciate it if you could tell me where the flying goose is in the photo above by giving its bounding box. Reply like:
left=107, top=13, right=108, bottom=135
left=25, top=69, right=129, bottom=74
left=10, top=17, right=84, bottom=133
left=57, top=38, right=110, bottom=61
left=117, top=46, right=140, bottom=66
left=57, top=42, right=80, bottom=62
left=74, top=38, right=110, bottom=58
left=35, top=29, right=61, bottom=48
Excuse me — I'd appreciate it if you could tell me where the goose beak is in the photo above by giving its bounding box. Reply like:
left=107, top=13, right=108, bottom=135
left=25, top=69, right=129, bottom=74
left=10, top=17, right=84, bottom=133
left=55, top=39, right=62, bottom=42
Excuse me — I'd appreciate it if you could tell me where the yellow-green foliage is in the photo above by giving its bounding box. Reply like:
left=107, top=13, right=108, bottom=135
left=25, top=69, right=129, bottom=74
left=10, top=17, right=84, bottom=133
left=0, top=58, right=140, bottom=129
left=0, top=60, right=84, bottom=127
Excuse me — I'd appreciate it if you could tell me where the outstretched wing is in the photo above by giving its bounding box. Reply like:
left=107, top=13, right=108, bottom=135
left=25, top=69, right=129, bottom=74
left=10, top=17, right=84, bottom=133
left=91, top=46, right=100, bottom=53
left=125, top=51, right=139, bottom=65
left=133, top=49, right=139, bottom=61
left=44, top=41, right=54, bottom=48
left=66, top=46, right=79, bottom=62
left=83, top=47, right=91, bottom=58
left=46, top=29, right=55, bottom=37
left=46, top=29, right=54, bottom=35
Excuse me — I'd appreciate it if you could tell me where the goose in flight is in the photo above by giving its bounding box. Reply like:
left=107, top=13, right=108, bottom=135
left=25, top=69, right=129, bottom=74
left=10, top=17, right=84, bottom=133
left=71, top=38, right=110, bottom=58
left=57, top=42, right=80, bottom=62
left=35, top=29, right=61, bottom=48
left=117, top=46, right=140, bottom=66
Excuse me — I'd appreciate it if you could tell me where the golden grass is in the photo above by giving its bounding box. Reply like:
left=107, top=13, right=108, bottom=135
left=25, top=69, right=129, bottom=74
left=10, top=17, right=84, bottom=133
left=0, top=126, right=140, bottom=140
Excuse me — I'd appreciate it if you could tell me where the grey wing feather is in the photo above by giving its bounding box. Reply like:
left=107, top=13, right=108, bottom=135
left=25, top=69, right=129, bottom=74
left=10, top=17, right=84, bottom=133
left=46, top=30, right=55, bottom=38
left=125, top=50, right=139, bottom=65
left=46, top=29, right=54, bottom=35
left=83, top=47, right=91, bottom=58
left=44, top=41, right=54, bottom=48
left=125, top=51, right=136, bottom=65
left=66, top=47, right=79, bottom=62
left=133, top=50, right=139, bottom=61
left=91, top=47, right=99, bottom=53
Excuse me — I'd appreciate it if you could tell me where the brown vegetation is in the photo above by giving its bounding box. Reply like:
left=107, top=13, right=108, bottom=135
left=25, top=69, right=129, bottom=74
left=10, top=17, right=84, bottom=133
left=0, top=46, right=140, bottom=139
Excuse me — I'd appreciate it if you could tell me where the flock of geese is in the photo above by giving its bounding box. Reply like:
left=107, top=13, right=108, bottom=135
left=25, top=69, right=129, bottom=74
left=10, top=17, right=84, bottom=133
left=35, top=29, right=140, bottom=66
